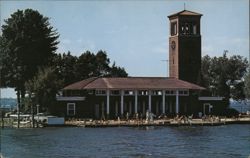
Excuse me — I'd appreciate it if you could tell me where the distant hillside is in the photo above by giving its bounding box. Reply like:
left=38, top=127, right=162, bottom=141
left=0, top=98, right=17, bottom=108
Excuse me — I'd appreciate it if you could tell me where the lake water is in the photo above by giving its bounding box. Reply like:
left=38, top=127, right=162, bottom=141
left=1, top=125, right=250, bottom=158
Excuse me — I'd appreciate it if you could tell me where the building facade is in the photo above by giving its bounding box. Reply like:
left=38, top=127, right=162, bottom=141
left=55, top=77, right=204, bottom=119
left=54, top=10, right=226, bottom=118
left=168, top=10, right=202, bottom=84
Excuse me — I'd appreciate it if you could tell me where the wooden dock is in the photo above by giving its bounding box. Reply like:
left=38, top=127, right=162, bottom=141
left=64, top=117, right=250, bottom=128
left=2, top=116, right=250, bottom=128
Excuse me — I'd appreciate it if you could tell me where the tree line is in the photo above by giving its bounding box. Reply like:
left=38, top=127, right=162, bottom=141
left=0, top=9, right=249, bottom=113
left=201, top=51, right=249, bottom=105
left=0, top=9, right=127, bottom=112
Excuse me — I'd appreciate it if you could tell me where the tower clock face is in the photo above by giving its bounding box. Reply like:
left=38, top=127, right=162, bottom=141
left=171, top=41, right=176, bottom=49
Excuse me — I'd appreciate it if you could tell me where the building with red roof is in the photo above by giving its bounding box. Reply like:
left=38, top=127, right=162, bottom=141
left=55, top=76, right=206, bottom=119
left=54, top=10, right=225, bottom=119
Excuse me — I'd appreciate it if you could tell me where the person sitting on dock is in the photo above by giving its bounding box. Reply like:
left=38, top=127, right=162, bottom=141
left=145, top=110, right=150, bottom=123
left=188, top=114, right=193, bottom=124
left=126, top=112, right=130, bottom=122
left=149, top=112, right=156, bottom=123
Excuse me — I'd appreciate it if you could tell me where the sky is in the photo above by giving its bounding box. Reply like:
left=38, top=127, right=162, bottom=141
left=0, top=0, right=249, bottom=98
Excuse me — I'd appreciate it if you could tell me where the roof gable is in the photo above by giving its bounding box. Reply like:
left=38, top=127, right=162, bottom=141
left=63, top=77, right=97, bottom=90
left=63, top=77, right=205, bottom=90
left=168, top=10, right=202, bottom=18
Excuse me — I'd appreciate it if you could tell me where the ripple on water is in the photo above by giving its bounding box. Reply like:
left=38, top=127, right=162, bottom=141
left=1, top=125, right=250, bottom=158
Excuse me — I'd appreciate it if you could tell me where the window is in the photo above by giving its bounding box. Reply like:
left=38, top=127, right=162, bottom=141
left=72, top=90, right=81, bottom=96
left=181, top=25, right=185, bottom=34
left=193, top=25, right=197, bottom=35
left=95, top=90, right=106, bottom=95
left=179, top=90, right=189, bottom=96
left=87, top=90, right=94, bottom=95
left=165, top=90, right=175, bottom=95
left=63, top=90, right=71, bottom=97
left=67, top=103, right=75, bottom=116
left=181, top=22, right=198, bottom=35
left=138, top=90, right=148, bottom=95
left=171, top=22, right=177, bottom=36
left=185, top=23, right=190, bottom=34
left=180, top=23, right=192, bottom=35
left=111, top=90, right=120, bottom=95
left=152, top=90, right=162, bottom=95
left=124, top=90, right=134, bottom=95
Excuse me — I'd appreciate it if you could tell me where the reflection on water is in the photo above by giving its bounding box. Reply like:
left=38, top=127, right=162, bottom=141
left=1, top=125, right=250, bottom=158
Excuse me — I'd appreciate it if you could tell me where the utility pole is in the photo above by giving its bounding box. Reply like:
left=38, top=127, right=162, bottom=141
left=161, top=60, right=169, bottom=77
left=29, top=93, right=35, bottom=128
left=0, top=66, right=2, bottom=156
left=17, top=90, right=20, bottom=128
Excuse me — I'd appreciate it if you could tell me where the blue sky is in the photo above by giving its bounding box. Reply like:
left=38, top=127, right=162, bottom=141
left=0, top=0, right=249, bottom=98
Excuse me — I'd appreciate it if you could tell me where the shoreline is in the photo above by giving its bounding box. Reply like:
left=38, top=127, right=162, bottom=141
left=2, top=117, right=250, bottom=128
left=63, top=117, right=250, bottom=128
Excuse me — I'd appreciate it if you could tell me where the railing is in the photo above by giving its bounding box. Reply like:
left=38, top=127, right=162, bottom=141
left=56, top=96, right=85, bottom=101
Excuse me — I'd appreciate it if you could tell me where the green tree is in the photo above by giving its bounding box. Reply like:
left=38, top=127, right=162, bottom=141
left=75, top=51, right=97, bottom=80
left=0, top=9, right=59, bottom=108
left=75, top=50, right=128, bottom=79
left=53, top=52, right=78, bottom=86
left=25, top=67, right=62, bottom=113
left=201, top=51, right=248, bottom=105
left=52, top=50, right=128, bottom=86
left=244, top=70, right=250, bottom=99
left=108, top=62, right=128, bottom=77
left=95, top=50, right=111, bottom=76
left=75, top=50, right=111, bottom=79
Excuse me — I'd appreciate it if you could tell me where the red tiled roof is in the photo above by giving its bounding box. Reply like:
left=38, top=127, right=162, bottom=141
left=63, top=77, right=205, bottom=90
left=168, top=10, right=202, bottom=18
left=63, top=77, right=97, bottom=90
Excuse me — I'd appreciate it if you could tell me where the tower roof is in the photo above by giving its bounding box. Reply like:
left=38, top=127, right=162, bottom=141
left=168, top=10, right=202, bottom=18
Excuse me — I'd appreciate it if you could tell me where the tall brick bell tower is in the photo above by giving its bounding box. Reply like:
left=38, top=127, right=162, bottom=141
left=168, top=10, right=202, bottom=84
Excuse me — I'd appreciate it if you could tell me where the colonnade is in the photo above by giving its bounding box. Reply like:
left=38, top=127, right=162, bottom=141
left=105, top=90, right=180, bottom=117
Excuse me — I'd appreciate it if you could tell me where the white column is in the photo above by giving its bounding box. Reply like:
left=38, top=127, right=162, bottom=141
left=135, top=90, right=138, bottom=113
left=162, top=90, right=165, bottom=114
left=115, top=101, right=118, bottom=116
left=176, top=90, right=179, bottom=114
left=148, top=91, right=152, bottom=112
left=106, top=90, right=110, bottom=115
left=121, top=90, right=124, bottom=115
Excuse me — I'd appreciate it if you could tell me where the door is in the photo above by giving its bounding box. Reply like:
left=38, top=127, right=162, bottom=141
left=95, top=104, right=99, bottom=119
left=203, top=103, right=211, bottom=115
